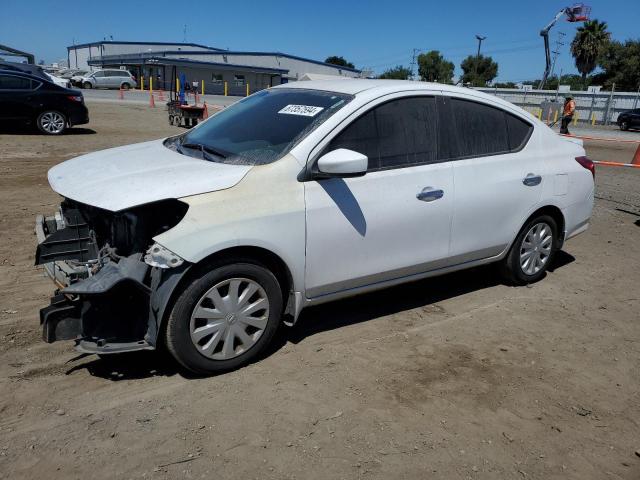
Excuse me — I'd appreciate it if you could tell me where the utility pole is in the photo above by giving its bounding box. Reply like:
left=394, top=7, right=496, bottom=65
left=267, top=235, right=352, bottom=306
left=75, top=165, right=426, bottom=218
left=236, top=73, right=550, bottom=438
left=474, top=35, right=487, bottom=85
left=549, top=32, right=565, bottom=82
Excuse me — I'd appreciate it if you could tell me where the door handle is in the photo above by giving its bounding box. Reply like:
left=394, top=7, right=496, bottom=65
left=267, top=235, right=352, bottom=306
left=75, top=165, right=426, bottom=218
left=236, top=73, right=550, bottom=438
left=523, top=174, right=542, bottom=186
left=416, top=187, right=444, bottom=202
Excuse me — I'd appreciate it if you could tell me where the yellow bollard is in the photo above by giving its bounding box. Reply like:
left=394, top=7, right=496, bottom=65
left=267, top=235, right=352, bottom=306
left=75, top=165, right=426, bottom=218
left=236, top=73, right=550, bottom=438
left=246, top=83, right=249, bottom=97
left=537, top=108, right=542, bottom=120
left=224, top=81, right=228, bottom=96
left=573, top=111, right=579, bottom=126
left=591, top=112, right=596, bottom=126
left=150, top=76, right=153, bottom=93
left=140, top=75, right=144, bottom=91
left=201, top=80, right=204, bottom=95
left=176, top=78, right=180, bottom=94
left=553, top=110, right=558, bottom=124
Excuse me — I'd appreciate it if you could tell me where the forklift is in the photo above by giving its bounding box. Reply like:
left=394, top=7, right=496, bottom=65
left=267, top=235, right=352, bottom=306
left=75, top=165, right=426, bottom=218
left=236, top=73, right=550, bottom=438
left=167, top=65, right=206, bottom=128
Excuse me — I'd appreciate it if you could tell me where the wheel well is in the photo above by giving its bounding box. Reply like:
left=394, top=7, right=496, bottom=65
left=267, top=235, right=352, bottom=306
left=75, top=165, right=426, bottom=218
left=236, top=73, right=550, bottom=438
left=526, top=205, right=566, bottom=244
left=157, top=246, right=294, bottom=341
left=195, top=246, right=293, bottom=299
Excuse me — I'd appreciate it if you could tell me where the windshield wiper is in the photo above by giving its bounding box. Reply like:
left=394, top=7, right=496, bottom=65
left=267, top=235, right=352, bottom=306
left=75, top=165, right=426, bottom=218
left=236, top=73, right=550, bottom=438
left=179, top=142, right=227, bottom=160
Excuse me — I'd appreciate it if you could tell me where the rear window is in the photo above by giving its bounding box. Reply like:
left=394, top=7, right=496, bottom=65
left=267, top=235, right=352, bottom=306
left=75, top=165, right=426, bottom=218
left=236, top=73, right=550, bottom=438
left=451, top=98, right=509, bottom=158
left=450, top=98, right=533, bottom=158
left=0, top=75, right=32, bottom=89
left=505, top=113, right=533, bottom=151
left=175, top=88, right=352, bottom=165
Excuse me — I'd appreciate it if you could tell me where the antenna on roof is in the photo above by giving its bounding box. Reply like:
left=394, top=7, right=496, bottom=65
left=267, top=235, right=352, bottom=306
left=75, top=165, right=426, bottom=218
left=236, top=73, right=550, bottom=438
left=183, top=25, right=187, bottom=42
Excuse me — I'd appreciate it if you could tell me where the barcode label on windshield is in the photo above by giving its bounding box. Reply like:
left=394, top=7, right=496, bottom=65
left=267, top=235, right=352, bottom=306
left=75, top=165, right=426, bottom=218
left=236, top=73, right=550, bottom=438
left=278, top=104, right=324, bottom=117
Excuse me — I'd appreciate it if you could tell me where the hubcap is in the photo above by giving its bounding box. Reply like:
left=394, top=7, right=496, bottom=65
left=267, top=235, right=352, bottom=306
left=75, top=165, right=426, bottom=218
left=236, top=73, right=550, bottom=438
left=40, top=112, right=65, bottom=134
left=189, top=278, right=269, bottom=360
left=520, top=222, right=553, bottom=275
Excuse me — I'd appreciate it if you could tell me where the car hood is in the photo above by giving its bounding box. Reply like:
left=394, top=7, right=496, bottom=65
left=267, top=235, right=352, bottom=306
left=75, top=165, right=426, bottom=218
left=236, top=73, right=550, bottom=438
left=48, top=139, right=252, bottom=211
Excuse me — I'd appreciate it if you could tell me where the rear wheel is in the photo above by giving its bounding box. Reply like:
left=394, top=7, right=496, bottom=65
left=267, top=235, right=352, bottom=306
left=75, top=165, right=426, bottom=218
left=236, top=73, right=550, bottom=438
left=121, top=83, right=130, bottom=90
left=620, top=121, right=629, bottom=131
left=501, top=215, right=558, bottom=285
left=165, top=262, right=283, bottom=374
left=36, top=111, right=66, bottom=135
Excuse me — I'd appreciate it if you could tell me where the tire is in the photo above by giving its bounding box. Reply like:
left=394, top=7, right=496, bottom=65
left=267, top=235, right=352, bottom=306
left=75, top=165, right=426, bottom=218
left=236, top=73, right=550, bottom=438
left=620, top=121, right=629, bottom=131
left=500, top=215, right=558, bottom=285
left=165, top=262, right=283, bottom=374
left=36, top=110, right=66, bottom=135
left=121, top=83, right=130, bottom=90
left=83, top=81, right=92, bottom=89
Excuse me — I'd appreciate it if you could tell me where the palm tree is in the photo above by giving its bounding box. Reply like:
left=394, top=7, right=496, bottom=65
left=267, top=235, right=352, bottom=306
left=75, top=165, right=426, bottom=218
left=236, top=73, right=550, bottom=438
left=570, top=19, right=610, bottom=89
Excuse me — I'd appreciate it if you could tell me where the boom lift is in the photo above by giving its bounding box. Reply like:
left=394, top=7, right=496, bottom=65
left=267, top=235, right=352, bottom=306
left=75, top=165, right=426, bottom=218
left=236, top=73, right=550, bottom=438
left=539, top=3, right=590, bottom=90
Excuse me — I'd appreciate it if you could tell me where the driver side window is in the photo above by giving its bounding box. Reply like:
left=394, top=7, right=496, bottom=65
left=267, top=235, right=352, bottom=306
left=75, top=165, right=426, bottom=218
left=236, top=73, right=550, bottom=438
left=328, top=96, right=438, bottom=172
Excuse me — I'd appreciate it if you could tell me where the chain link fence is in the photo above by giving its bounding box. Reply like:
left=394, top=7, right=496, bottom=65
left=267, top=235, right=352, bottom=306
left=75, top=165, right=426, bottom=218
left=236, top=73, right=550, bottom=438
left=475, top=87, right=640, bottom=126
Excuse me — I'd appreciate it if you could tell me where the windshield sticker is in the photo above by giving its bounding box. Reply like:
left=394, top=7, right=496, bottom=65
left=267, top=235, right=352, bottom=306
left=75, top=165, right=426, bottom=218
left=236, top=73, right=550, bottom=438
left=278, top=104, right=325, bottom=117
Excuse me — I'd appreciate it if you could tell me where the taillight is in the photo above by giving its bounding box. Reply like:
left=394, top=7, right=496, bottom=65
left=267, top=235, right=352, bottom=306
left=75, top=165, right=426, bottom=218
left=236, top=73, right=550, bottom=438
left=67, top=95, right=83, bottom=102
left=575, top=156, right=595, bottom=179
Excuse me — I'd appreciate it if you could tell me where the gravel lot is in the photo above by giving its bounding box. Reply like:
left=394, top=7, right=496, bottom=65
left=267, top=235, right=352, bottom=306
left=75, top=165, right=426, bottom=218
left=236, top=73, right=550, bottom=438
left=0, top=101, right=639, bottom=480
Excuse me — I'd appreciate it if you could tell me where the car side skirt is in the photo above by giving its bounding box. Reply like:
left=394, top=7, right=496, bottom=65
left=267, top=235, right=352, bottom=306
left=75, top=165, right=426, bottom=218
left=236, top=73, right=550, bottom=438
left=302, top=246, right=507, bottom=308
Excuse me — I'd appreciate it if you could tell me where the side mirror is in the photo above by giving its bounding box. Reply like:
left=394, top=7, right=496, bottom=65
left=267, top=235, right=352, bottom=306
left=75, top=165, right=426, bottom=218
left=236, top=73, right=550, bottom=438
left=315, top=149, right=368, bottom=178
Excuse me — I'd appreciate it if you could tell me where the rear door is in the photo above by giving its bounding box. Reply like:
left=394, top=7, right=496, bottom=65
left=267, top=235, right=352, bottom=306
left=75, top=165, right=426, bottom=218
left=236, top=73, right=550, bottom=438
left=441, top=95, right=540, bottom=260
left=304, top=94, right=455, bottom=298
left=0, top=74, right=37, bottom=121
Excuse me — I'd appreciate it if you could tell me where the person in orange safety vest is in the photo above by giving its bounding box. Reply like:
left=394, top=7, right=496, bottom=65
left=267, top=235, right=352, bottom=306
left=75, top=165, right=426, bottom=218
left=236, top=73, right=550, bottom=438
left=560, top=96, right=576, bottom=134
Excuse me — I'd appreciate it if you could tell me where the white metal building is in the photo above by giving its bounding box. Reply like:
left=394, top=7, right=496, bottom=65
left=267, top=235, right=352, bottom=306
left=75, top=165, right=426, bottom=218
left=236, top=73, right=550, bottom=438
left=67, top=41, right=361, bottom=88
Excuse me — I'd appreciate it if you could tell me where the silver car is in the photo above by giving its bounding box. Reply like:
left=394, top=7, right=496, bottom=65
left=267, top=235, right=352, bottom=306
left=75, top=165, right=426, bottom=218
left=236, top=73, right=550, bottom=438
left=81, top=69, right=136, bottom=90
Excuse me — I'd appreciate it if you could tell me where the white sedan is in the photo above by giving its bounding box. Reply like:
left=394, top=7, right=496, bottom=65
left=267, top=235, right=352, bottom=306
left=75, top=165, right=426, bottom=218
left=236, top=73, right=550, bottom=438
left=36, top=79, right=594, bottom=374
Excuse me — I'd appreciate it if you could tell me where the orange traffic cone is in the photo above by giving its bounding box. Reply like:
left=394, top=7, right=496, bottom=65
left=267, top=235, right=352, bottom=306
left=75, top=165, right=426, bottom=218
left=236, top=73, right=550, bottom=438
left=119, top=88, right=124, bottom=100
left=202, top=102, right=209, bottom=119
left=149, top=92, right=155, bottom=108
left=632, top=144, right=640, bottom=166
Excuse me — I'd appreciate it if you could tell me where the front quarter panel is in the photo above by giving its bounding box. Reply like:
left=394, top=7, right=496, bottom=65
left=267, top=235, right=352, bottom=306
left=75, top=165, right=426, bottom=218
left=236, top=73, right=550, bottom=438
left=153, top=153, right=306, bottom=292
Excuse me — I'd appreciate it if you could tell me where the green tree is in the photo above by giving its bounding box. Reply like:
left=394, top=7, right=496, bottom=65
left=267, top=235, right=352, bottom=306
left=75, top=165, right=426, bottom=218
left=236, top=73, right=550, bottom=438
left=417, top=50, right=454, bottom=83
left=324, top=56, right=355, bottom=69
left=570, top=19, right=610, bottom=88
left=460, top=54, right=498, bottom=86
left=593, top=39, right=640, bottom=91
left=378, top=65, right=412, bottom=80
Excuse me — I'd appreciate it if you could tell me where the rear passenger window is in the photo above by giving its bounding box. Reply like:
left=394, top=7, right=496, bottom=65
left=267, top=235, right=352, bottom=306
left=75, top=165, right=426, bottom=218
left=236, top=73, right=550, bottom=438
left=0, top=75, right=32, bottom=89
left=451, top=98, right=509, bottom=158
left=505, top=113, right=533, bottom=151
left=329, top=97, right=438, bottom=171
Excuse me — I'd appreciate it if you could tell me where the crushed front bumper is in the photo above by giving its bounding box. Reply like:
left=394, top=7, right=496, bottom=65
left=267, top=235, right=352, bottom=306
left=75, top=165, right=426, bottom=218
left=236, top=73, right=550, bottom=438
left=35, top=210, right=189, bottom=354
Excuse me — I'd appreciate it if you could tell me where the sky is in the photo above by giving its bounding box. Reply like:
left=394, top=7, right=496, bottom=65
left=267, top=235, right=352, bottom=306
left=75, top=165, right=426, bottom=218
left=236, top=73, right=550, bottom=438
left=1, top=0, right=638, bottom=82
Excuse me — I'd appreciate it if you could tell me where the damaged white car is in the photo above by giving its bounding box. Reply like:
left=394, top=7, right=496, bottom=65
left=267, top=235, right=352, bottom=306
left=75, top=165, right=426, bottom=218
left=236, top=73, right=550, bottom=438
left=36, top=80, right=594, bottom=374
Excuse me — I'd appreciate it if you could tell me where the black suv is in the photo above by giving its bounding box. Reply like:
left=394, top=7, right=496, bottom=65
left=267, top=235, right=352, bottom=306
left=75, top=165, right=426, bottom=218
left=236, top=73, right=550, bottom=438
left=0, top=70, right=89, bottom=135
left=617, top=108, right=640, bottom=131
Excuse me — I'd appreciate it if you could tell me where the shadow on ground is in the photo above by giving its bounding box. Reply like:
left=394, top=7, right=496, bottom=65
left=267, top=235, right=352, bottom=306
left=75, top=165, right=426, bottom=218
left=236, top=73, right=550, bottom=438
left=68, top=251, right=575, bottom=380
left=0, top=126, right=96, bottom=136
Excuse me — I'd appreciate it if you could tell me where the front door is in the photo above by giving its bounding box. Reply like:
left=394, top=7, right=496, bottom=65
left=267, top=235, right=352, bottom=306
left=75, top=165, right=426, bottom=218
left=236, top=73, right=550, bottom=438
left=304, top=95, right=454, bottom=298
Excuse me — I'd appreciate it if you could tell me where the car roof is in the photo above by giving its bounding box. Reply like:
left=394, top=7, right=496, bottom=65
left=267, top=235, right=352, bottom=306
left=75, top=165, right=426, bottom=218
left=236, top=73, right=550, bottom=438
left=272, top=78, right=479, bottom=96
left=0, top=69, right=46, bottom=81
left=273, top=79, right=539, bottom=123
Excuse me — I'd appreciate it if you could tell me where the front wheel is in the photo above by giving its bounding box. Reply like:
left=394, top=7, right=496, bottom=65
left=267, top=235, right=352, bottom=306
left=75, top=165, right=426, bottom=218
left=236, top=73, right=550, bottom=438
left=165, top=262, right=283, bottom=374
left=500, top=215, right=558, bottom=285
left=121, top=83, right=130, bottom=90
left=36, top=111, right=66, bottom=135
left=620, top=121, right=629, bottom=131
left=83, top=81, right=92, bottom=89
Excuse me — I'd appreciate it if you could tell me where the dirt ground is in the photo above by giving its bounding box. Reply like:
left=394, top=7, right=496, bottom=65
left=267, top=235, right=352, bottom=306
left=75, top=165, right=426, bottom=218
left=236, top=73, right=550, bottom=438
left=0, top=102, right=639, bottom=480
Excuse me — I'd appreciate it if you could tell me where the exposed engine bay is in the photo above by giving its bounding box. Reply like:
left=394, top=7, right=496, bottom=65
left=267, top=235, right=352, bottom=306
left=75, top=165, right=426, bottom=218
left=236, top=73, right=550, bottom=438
left=35, top=199, right=190, bottom=353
